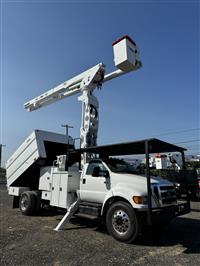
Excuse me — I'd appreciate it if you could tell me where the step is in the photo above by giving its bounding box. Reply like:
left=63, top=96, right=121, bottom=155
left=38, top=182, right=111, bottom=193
left=79, top=201, right=102, bottom=208
left=78, top=204, right=101, bottom=217
left=75, top=213, right=99, bottom=220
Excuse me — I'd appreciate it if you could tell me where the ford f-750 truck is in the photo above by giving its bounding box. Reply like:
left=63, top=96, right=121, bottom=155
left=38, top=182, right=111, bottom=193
left=6, top=130, right=190, bottom=243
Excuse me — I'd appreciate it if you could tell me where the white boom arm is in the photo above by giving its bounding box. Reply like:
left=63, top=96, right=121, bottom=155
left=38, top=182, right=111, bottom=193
left=24, top=36, right=142, bottom=165
left=24, top=63, right=105, bottom=112
left=24, top=64, right=141, bottom=112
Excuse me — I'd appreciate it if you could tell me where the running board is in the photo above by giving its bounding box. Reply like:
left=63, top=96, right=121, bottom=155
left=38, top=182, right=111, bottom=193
left=75, top=213, right=99, bottom=220
left=54, top=198, right=81, bottom=231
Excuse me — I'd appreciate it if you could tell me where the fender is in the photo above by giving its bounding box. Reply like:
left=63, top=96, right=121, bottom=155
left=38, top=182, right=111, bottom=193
left=101, top=183, right=147, bottom=215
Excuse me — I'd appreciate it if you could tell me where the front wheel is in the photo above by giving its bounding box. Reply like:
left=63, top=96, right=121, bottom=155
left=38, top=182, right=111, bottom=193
left=106, top=201, right=139, bottom=243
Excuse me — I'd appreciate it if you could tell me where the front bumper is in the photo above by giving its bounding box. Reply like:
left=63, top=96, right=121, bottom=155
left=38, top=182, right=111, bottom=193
left=138, top=201, right=190, bottom=225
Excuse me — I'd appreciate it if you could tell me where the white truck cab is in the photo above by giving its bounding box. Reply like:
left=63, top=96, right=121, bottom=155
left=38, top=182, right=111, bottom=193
left=81, top=158, right=176, bottom=209
left=77, top=158, right=179, bottom=242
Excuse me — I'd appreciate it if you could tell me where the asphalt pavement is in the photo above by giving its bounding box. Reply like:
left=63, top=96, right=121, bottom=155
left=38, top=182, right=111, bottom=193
left=0, top=184, right=199, bottom=266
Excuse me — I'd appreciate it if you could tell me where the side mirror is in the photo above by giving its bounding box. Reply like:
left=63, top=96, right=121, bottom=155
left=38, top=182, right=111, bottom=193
left=92, top=166, right=100, bottom=177
left=104, top=170, right=110, bottom=178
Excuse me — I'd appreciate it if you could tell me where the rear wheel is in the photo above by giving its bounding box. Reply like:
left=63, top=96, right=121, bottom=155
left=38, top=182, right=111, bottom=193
left=19, top=191, right=36, bottom=215
left=106, top=201, right=139, bottom=243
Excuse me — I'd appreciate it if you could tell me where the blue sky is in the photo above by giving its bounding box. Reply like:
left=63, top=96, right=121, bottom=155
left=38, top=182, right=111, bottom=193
left=1, top=0, right=199, bottom=165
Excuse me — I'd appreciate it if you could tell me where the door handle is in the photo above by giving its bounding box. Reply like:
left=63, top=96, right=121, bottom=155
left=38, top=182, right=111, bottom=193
left=83, top=178, right=86, bottom=184
left=104, top=180, right=109, bottom=184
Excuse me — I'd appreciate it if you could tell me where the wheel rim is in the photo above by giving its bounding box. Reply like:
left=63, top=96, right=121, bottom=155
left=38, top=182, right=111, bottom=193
left=20, top=194, right=29, bottom=211
left=112, top=209, right=130, bottom=235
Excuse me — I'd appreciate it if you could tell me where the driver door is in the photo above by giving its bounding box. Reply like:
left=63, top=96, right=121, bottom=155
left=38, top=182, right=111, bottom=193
left=80, top=161, right=111, bottom=203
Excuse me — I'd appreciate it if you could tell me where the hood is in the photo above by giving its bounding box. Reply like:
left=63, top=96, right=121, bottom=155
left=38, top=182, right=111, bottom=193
left=111, top=172, right=173, bottom=194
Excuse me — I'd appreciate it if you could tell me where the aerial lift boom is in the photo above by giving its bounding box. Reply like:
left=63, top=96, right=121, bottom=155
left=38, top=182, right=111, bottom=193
left=24, top=35, right=142, bottom=166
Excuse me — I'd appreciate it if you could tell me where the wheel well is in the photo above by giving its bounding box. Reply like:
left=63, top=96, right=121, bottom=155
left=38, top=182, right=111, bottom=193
left=102, top=196, right=131, bottom=219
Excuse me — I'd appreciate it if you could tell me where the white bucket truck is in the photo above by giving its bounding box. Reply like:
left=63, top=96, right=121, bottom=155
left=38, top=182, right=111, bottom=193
left=6, top=36, right=190, bottom=243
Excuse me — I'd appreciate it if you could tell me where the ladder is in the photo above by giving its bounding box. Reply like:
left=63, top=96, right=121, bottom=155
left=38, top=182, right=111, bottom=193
left=54, top=197, right=81, bottom=231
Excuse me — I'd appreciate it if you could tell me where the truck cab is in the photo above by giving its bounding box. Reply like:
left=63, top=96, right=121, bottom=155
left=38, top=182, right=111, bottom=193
left=80, top=158, right=176, bottom=209
left=75, top=157, right=180, bottom=243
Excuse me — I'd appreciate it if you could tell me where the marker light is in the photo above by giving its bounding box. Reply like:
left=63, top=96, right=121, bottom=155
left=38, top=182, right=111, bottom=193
left=133, top=196, right=146, bottom=204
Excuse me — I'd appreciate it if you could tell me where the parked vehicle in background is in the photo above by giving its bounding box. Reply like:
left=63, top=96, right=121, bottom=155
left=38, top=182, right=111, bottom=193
left=176, top=170, right=200, bottom=200
left=150, top=168, right=200, bottom=200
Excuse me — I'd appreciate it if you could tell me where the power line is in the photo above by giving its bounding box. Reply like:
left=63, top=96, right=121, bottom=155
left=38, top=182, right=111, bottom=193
left=185, top=149, right=200, bottom=152
left=174, top=139, right=200, bottom=145
left=186, top=147, right=200, bottom=150
left=183, top=144, right=199, bottom=148
left=144, top=128, right=200, bottom=140
left=182, top=143, right=200, bottom=147
left=154, top=128, right=200, bottom=137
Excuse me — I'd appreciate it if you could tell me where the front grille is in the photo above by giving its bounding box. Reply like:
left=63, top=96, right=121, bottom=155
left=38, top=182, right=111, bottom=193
left=153, top=185, right=176, bottom=207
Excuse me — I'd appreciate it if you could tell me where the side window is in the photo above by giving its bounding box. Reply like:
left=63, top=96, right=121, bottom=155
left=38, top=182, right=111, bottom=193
left=86, top=163, right=98, bottom=175
left=86, top=162, right=107, bottom=176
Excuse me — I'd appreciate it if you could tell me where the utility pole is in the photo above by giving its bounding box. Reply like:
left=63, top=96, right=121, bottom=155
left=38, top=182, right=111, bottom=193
left=0, top=144, right=6, bottom=169
left=61, top=124, right=73, bottom=144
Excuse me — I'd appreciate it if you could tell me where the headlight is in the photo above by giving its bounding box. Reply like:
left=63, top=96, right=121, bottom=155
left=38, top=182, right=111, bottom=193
left=132, top=196, right=147, bottom=204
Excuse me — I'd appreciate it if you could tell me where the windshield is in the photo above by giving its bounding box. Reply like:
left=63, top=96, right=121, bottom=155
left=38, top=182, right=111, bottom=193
left=103, top=158, right=137, bottom=174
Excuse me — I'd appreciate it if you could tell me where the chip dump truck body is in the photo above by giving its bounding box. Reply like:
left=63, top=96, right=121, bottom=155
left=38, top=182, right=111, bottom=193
left=6, top=130, right=73, bottom=189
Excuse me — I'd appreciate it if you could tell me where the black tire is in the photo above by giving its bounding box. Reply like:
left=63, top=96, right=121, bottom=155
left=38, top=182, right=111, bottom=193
left=106, top=201, right=139, bottom=243
left=19, top=191, right=36, bottom=215
left=31, top=191, right=41, bottom=214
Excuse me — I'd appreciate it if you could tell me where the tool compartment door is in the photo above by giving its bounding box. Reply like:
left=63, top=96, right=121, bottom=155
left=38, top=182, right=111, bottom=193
left=50, top=172, right=60, bottom=206
left=50, top=171, right=68, bottom=208
left=59, top=174, right=68, bottom=208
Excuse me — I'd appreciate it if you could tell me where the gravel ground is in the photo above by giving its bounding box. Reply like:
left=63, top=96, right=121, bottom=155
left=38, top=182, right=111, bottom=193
left=0, top=184, right=200, bottom=266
